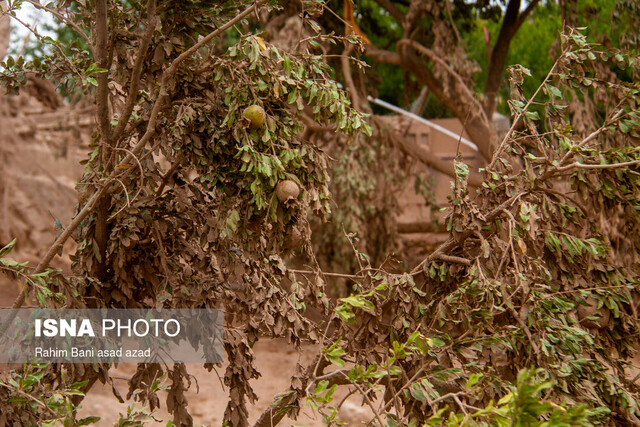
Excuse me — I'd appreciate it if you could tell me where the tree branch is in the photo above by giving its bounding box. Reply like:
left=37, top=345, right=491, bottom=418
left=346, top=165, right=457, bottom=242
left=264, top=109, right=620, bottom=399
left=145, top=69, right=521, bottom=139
left=23, top=0, right=92, bottom=47
left=9, top=0, right=271, bottom=311
left=555, top=158, right=640, bottom=172
left=341, top=45, right=361, bottom=111
left=411, top=191, right=527, bottom=274
left=372, top=0, right=405, bottom=24
left=379, top=119, right=484, bottom=187
left=397, top=221, right=438, bottom=233
left=111, top=0, right=157, bottom=146
left=11, top=185, right=106, bottom=308
left=516, top=0, right=542, bottom=28
left=366, top=43, right=494, bottom=160
left=397, top=38, right=482, bottom=118
left=364, top=43, right=402, bottom=65
left=432, top=253, right=471, bottom=265
left=93, top=0, right=111, bottom=282
left=483, top=0, right=541, bottom=116
left=94, top=0, right=111, bottom=165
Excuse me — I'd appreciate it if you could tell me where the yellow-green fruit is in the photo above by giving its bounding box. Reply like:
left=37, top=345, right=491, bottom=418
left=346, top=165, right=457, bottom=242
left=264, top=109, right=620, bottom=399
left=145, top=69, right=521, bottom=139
left=243, top=105, right=266, bottom=129
left=276, top=180, right=300, bottom=204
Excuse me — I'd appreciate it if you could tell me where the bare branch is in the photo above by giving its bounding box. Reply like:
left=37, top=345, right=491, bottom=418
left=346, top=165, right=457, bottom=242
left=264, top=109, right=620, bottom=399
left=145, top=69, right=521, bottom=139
left=483, top=0, right=541, bottom=115
left=365, top=43, right=402, bottom=65
left=372, top=0, right=405, bottom=24
left=432, top=254, right=472, bottom=265
left=367, top=43, right=494, bottom=160
left=397, top=38, right=483, bottom=117
left=341, top=45, right=361, bottom=110
left=23, top=0, right=92, bottom=47
left=381, top=120, right=484, bottom=188
left=556, top=158, right=640, bottom=172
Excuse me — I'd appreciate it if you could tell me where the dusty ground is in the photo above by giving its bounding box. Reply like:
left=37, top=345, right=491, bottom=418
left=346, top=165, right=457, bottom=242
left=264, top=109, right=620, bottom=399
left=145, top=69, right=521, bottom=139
left=77, top=339, right=373, bottom=426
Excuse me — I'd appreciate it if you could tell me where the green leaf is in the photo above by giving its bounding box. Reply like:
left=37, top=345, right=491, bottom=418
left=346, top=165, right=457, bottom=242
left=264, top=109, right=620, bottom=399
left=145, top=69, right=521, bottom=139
left=410, top=383, right=427, bottom=401
left=324, top=340, right=346, bottom=367
left=546, top=85, right=562, bottom=98
left=426, top=337, right=445, bottom=347
left=339, top=294, right=375, bottom=312
left=287, top=88, right=298, bottom=104
left=0, top=239, right=17, bottom=258
left=524, top=110, right=539, bottom=121
left=466, top=372, right=483, bottom=388
left=336, top=304, right=355, bottom=323
left=76, top=416, right=101, bottom=426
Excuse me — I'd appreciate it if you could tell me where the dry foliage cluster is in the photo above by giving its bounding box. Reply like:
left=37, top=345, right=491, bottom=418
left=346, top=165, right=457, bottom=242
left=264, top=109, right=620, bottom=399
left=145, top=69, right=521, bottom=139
left=0, top=1, right=365, bottom=425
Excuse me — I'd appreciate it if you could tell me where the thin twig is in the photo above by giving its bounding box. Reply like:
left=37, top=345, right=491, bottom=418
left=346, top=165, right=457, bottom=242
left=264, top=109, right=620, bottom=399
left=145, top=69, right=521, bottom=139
left=23, top=0, right=92, bottom=47
left=372, top=361, right=431, bottom=421
left=155, top=161, right=184, bottom=198
left=351, top=380, right=385, bottom=427
left=555, top=158, right=640, bottom=172
left=0, top=381, right=58, bottom=416
left=501, top=214, right=541, bottom=365
left=432, top=254, right=472, bottom=266
left=452, top=394, right=469, bottom=415
left=335, top=387, right=358, bottom=411
left=106, top=146, right=146, bottom=221
left=538, top=108, right=628, bottom=181
left=106, top=178, right=132, bottom=222
left=487, top=54, right=562, bottom=170
left=7, top=12, right=82, bottom=76
left=17, top=8, right=41, bottom=56
left=444, top=0, right=462, bottom=45
left=411, top=191, right=527, bottom=274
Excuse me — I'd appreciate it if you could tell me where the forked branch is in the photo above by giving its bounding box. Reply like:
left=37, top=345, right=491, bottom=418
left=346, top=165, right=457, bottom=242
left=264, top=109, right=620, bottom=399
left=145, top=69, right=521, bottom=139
left=9, top=0, right=270, bottom=310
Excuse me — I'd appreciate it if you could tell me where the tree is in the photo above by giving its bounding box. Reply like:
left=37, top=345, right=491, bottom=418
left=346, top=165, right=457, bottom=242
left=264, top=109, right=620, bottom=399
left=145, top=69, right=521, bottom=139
left=0, top=1, right=366, bottom=425
left=333, top=0, right=638, bottom=176
left=266, top=27, right=640, bottom=426
left=339, top=0, right=540, bottom=163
